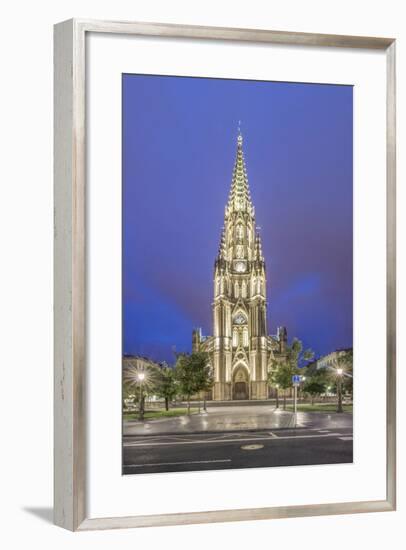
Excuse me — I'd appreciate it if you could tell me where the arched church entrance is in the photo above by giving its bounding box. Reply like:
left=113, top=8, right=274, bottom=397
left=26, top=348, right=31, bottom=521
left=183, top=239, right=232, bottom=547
left=233, top=365, right=249, bottom=400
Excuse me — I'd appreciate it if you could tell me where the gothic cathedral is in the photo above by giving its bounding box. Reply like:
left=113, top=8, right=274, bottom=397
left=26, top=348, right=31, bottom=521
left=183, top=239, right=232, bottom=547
left=192, top=130, right=288, bottom=401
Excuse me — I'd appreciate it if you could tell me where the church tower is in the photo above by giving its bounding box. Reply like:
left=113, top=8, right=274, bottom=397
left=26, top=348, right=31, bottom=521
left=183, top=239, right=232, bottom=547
left=193, top=128, right=287, bottom=400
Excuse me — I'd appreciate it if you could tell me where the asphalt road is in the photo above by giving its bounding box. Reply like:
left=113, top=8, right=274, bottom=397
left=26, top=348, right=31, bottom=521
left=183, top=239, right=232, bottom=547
left=123, top=425, right=353, bottom=474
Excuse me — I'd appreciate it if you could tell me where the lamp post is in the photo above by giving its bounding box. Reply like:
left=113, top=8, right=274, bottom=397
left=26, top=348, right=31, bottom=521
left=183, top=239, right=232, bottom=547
left=275, top=384, right=279, bottom=409
left=137, top=371, right=145, bottom=420
left=336, top=368, right=343, bottom=413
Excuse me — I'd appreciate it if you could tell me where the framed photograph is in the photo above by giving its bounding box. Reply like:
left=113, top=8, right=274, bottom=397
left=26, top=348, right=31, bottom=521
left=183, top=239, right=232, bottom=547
left=54, top=19, right=396, bottom=530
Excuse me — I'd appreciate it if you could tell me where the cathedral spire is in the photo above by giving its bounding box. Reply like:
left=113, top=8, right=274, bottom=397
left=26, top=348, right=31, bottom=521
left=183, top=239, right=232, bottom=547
left=226, top=126, right=254, bottom=216
left=191, top=127, right=284, bottom=402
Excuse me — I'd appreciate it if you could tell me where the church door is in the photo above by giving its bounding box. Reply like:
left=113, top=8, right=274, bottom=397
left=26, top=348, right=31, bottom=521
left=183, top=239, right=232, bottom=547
left=233, top=366, right=249, bottom=400
left=234, top=381, right=248, bottom=400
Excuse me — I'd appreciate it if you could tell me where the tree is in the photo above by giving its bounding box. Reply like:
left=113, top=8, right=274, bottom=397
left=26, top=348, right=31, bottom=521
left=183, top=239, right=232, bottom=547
left=335, top=349, right=353, bottom=398
left=122, top=378, right=135, bottom=412
left=268, top=363, right=293, bottom=410
left=302, top=376, right=327, bottom=405
left=302, top=349, right=353, bottom=411
left=331, top=349, right=353, bottom=412
left=174, top=352, right=210, bottom=415
left=268, top=338, right=314, bottom=410
left=156, top=365, right=178, bottom=411
left=302, top=360, right=330, bottom=403
left=195, top=362, right=214, bottom=412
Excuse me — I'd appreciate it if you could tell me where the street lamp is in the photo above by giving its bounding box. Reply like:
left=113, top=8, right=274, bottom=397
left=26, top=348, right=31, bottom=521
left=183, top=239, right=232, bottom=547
left=275, top=384, right=279, bottom=409
left=336, top=368, right=343, bottom=413
left=137, top=371, right=145, bottom=420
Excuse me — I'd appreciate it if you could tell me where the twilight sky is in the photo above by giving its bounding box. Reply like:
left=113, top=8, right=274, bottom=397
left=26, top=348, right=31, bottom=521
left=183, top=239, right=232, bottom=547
left=123, top=74, right=353, bottom=364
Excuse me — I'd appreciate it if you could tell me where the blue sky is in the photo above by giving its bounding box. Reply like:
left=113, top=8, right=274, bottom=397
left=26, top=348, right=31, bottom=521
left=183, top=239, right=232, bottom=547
left=123, top=74, right=353, bottom=364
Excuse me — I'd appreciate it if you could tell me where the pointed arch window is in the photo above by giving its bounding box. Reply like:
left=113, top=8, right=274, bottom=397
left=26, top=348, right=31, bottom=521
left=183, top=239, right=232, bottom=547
left=243, top=327, right=249, bottom=347
left=236, top=224, right=244, bottom=240
left=234, top=281, right=239, bottom=298
left=241, top=280, right=247, bottom=298
left=236, top=245, right=244, bottom=259
left=232, top=328, right=238, bottom=348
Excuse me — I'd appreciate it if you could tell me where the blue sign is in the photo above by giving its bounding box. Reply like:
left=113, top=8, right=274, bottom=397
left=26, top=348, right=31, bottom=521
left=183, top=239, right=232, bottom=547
left=292, top=375, right=301, bottom=384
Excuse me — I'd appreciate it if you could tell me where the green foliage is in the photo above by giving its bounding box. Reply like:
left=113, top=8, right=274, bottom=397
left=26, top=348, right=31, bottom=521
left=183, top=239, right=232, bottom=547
left=286, top=403, right=353, bottom=413
left=303, top=378, right=327, bottom=395
left=312, top=349, right=352, bottom=395
left=174, top=352, right=212, bottom=413
left=155, top=365, right=178, bottom=403
left=336, top=349, right=353, bottom=396
left=195, top=358, right=214, bottom=393
left=123, top=379, right=135, bottom=401
left=302, top=377, right=327, bottom=403
left=268, top=361, right=295, bottom=390
left=301, top=348, right=353, bottom=402
left=268, top=337, right=314, bottom=390
left=124, top=408, right=199, bottom=421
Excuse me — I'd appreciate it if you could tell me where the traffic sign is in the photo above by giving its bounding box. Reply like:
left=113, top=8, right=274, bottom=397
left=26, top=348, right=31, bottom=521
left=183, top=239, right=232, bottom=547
left=292, top=374, right=301, bottom=386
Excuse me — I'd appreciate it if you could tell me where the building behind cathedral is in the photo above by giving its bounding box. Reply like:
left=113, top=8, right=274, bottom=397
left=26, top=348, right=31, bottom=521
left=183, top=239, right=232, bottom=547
left=192, top=130, right=288, bottom=401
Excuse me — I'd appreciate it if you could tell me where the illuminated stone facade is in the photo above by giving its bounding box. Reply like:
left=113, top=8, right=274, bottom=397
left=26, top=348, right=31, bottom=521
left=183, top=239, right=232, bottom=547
left=192, top=131, right=288, bottom=401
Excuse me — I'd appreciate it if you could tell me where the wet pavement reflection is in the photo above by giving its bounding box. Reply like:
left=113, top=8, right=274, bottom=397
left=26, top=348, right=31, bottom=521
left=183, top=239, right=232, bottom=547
left=124, top=404, right=352, bottom=437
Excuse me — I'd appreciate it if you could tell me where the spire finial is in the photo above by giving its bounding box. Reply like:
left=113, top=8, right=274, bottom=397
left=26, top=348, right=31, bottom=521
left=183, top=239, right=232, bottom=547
left=237, top=120, right=243, bottom=144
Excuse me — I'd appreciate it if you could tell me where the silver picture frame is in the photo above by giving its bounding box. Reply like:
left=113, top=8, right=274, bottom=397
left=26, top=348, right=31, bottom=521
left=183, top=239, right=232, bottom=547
left=54, top=18, right=396, bottom=531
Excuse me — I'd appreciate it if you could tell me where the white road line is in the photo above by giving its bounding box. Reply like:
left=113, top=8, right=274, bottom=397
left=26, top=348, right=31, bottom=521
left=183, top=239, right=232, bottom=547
left=339, top=436, right=353, bottom=441
left=317, top=430, right=330, bottom=433
left=125, top=459, right=232, bottom=468
left=124, top=432, right=353, bottom=448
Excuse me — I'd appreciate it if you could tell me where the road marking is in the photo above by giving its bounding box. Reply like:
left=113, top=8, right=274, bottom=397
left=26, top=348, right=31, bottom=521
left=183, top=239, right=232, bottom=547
left=317, top=430, right=330, bottom=433
left=124, top=432, right=353, bottom=448
left=241, top=444, right=264, bottom=450
left=125, top=459, right=231, bottom=468
left=339, top=436, right=353, bottom=441
left=269, top=432, right=279, bottom=438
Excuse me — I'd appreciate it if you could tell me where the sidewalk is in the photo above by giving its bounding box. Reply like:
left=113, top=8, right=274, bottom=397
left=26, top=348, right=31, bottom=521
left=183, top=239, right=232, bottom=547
left=123, top=404, right=353, bottom=437
left=124, top=405, right=290, bottom=436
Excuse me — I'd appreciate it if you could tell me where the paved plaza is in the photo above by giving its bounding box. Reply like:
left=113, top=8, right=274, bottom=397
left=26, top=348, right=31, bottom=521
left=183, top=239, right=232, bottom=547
left=123, top=403, right=353, bottom=474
